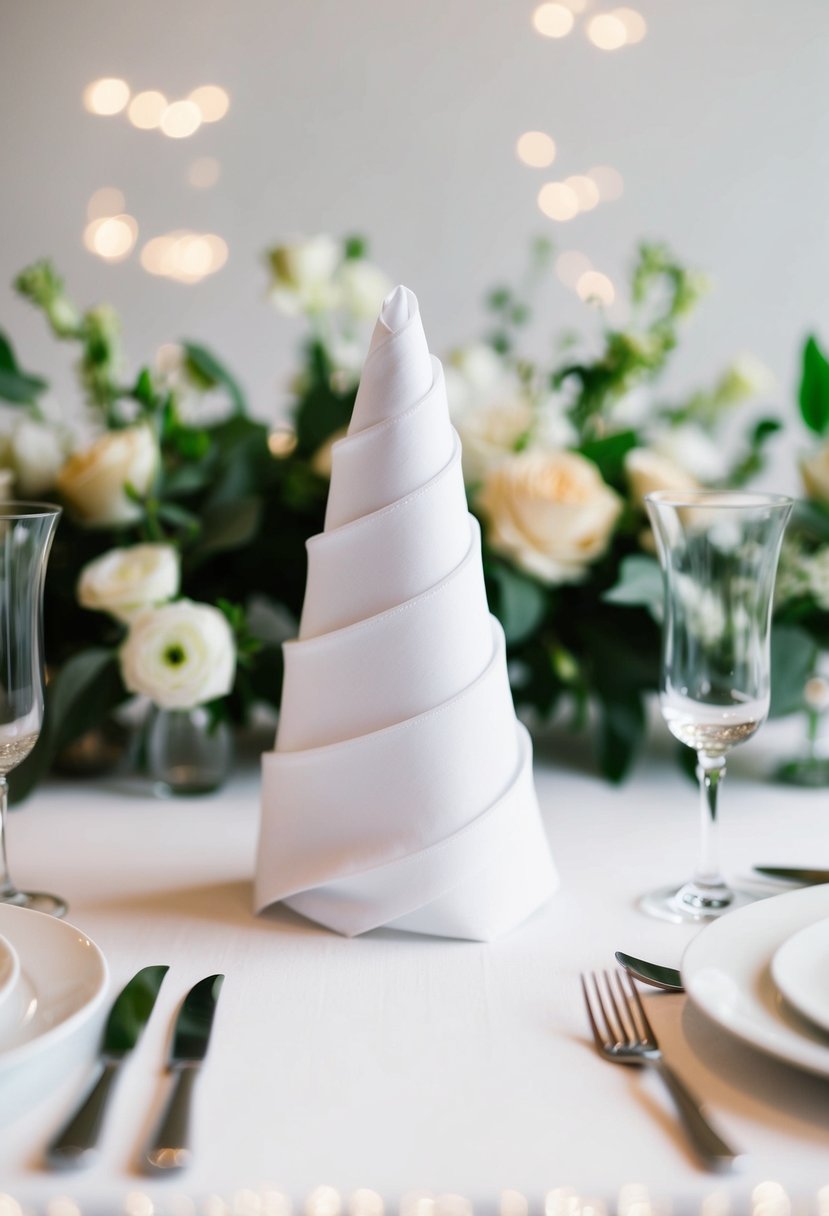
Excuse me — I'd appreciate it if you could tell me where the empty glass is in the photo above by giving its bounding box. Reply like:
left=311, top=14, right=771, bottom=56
left=643, top=490, right=792, bottom=923
left=0, top=503, right=64, bottom=916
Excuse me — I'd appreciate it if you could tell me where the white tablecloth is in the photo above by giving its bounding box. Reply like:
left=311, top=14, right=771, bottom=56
left=2, top=721, right=829, bottom=1214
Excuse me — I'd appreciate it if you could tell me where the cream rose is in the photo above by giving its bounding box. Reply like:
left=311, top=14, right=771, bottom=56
left=268, top=235, right=342, bottom=316
left=801, top=444, right=829, bottom=503
left=57, top=426, right=158, bottom=527
left=457, top=400, right=535, bottom=486
left=9, top=419, right=67, bottom=497
left=120, top=599, right=236, bottom=709
left=625, top=447, right=700, bottom=509
left=477, top=449, right=622, bottom=584
left=336, top=259, right=392, bottom=320
left=78, top=544, right=180, bottom=623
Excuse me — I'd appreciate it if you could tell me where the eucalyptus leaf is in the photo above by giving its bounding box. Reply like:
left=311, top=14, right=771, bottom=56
left=603, top=555, right=663, bottom=621
left=770, top=623, right=818, bottom=718
left=595, top=688, right=646, bottom=783
left=183, top=342, right=247, bottom=415
left=191, top=496, right=262, bottom=561
left=488, top=562, right=548, bottom=645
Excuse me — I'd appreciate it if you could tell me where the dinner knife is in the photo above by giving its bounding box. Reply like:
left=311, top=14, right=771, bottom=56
left=144, top=972, right=224, bottom=1172
left=754, top=866, right=829, bottom=884
left=45, top=964, right=169, bottom=1170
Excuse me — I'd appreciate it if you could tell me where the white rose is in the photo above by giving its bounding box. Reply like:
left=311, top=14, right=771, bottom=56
left=9, top=419, right=67, bottom=497
left=457, top=400, right=535, bottom=486
left=801, top=444, right=829, bottom=503
left=651, top=424, right=729, bottom=482
left=625, top=447, right=700, bottom=509
left=78, top=543, right=180, bottom=623
left=477, top=449, right=622, bottom=584
left=268, top=235, right=342, bottom=316
left=336, top=259, right=392, bottom=320
left=120, top=599, right=236, bottom=709
left=57, top=426, right=158, bottom=527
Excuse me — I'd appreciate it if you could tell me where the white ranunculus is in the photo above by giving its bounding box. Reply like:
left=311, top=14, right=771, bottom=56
left=477, top=449, right=622, bottom=584
left=9, top=418, right=67, bottom=497
left=625, top=447, right=700, bottom=509
left=457, top=399, right=535, bottom=486
left=78, top=543, right=180, bottom=623
left=716, top=353, right=775, bottom=404
left=268, top=235, right=342, bottom=316
left=801, top=444, right=829, bottom=503
left=57, top=426, right=158, bottom=527
left=337, top=259, right=392, bottom=320
left=651, top=424, right=729, bottom=482
left=120, top=599, right=236, bottom=709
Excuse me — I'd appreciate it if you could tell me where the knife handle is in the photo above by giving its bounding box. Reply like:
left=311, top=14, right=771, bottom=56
left=144, top=1066, right=198, bottom=1171
left=45, top=1060, right=121, bottom=1170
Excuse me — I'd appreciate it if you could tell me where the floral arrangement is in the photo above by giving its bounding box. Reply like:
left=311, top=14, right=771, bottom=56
left=1, top=237, right=827, bottom=796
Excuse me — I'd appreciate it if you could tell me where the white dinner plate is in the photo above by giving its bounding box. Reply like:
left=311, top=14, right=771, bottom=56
left=770, top=916, right=829, bottom=1035
left=683, top=884, right=829, bottom=1078
left=0, top=932, right=19, bottom=1010
left=0, top=903, right=108, bottom=1085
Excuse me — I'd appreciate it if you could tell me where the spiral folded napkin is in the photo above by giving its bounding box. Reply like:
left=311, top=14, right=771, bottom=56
left=255, top=286, right=558, bottom=940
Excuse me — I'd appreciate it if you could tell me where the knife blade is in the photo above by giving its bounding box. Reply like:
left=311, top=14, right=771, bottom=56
left=144, top=973, right=224, bottom=1172
left=754, top=866, right=829, bottom=884
left=45, top=964, right=169, bottom=1170
left=614, top=951, right=684, bottom=992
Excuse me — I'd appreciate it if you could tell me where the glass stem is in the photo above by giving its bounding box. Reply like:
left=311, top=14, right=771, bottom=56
left=693, top=752, right=728, bottom=893
left=0, top=776, right=14, bottom=899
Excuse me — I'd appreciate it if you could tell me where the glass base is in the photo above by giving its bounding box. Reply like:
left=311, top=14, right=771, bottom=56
left=638, top=881, right=758, bottom=924
left=1, top=888, right=67, bottom=918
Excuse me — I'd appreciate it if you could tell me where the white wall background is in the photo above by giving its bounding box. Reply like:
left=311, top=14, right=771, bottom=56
left=1, top=0, right=827, bottom=486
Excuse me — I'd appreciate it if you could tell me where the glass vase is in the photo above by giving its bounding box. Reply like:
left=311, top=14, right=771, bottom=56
left=146, top=705, right=233, bottom=796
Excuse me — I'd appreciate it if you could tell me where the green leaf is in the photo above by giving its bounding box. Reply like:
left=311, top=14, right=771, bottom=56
left=10, top=648, right=126, bottom=803
left=343, top=235, right=367, bottom=260
left=579, top=429, right=638, bottom=486
left=488, top=562, right=548, bottom=645
left=799, top=335, right=829, bottom=435
left=133, top=367, right=156, bottom=410
left=770, top=623, right=818, bottom=717
left=595, top=688, right=646, bottom=782
left=182, top=342, right=247, bottom=415
left=0, top=331, right=48, bottom=404
left=603, top=555, right=663, bottom=621
left=190, top=496, right=262, bottom=561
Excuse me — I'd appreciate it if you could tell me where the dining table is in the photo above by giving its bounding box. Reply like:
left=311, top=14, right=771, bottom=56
left=2, top=715, right=829, bottom=1216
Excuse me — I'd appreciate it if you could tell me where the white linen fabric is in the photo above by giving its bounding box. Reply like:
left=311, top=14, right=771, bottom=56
left=255, top=286, right=558, bottom=939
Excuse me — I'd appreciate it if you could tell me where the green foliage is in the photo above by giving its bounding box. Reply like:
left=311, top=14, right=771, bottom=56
left=0, top=332, right=48, bottom=405
left=183, top=342, right=247, bottom=415
left=799, top=335, right=829, bottom=435
left=770, top=624, right=819, bottom=718
left=486, top=561, right=548, bottom=645
left=603, top=555, right=663, bottom=620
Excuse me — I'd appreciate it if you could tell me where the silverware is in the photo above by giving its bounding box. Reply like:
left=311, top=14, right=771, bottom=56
left=581, top=969, right=740, bottom=1171
left=144, top=973, right=224, bottom=1172
left=46, top=964, right=169, bottom=1170
left=615, top=951, right=684, bottom=992
left=754, top=866, right=829, bottom=884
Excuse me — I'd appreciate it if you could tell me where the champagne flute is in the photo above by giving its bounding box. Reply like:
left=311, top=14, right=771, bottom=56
left=0, top=502, right=64, bottom=916
left=642, top=489, right=792, bottom=923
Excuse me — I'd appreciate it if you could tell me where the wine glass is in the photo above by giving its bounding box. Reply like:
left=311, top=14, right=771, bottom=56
left=642, top=489, right=792, bottom=923
left=0, top=502, right=64, bottom=916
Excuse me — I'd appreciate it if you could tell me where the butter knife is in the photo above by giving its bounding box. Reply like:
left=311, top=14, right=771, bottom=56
left=754, top=866, right=829, bottom=884
left=144, top=973, right=224, bottom=1172
left=46, top=964, right=169, bottom=1170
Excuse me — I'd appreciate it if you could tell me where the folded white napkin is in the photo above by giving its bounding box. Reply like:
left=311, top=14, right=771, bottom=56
left=255, top=286, right=558, bottom=940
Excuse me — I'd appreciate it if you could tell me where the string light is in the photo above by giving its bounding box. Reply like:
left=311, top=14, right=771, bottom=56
left=188, top=85, right=230, bottom=122
left=564, top=174, right=600, bottom=211
left=160, top=100, right=202, bottom=139
left=83, top=215, right=138, bottom=262
left=614, top=7, right=647, bottom=42
left=516, top=131, right=556, bottom=168
left=532, top=3, right=575, bottom=37
left=83, top=77, right=130, bottom=115
left=128, top=90, right=168, bottom=130
left=141, top=232, right=228, bottom=282
left=86, top=187, right=126, bottom=220
left=538, top=182, right=579, bottom=221
left=586, top=13, right=627, bottom=49
left=586, top=165, right=624, bottom=201
left=576, top=270, right=615, bottom=306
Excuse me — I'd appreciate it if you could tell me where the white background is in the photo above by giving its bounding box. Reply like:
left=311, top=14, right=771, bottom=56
left=1, top=0, right=828, bottom=487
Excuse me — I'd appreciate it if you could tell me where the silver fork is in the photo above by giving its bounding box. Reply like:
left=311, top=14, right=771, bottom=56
left=581, top=969, right=741, bottom=1171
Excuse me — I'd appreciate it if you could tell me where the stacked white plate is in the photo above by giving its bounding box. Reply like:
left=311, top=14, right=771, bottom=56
left=683, top=884, right=829, bottom=1076
left=0, top=904, right=107, bottom=1113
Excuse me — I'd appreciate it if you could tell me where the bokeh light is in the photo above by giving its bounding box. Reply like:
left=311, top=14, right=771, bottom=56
left=615, top=7, right=647, bottom=43
left=87, top=187, right=126, bottom=220
left=587, top=165, right=624, bottom=201
left=564, top=174, right=600, bottom=211
left=84, top=215, right=138, bottom=261
left=83, top=77, right=130, bottom=115
left=160, top=100, right=202, bottom=139
left=189, top=85, right=230, bottom=122
left=577, top=270, right=615, bottom=306
left=586, top=13, right=628, bottom=49
left=516, top=131, right=556, bottom=168
left=532, top=3, right=575, bottom=38
left=555, top=250, right=593, bottom=288
left=128, top=90, right=168, bottom=130
left=187, top=156, right=221, bottom=189
left=141, top=231, right=228, bottom=282
left=538, top=182, right=579, bottom=221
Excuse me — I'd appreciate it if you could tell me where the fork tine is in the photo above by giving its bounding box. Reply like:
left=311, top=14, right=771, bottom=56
left=623, top=968, right=657, bottom=1046
left=615, top=970, right=646, bottom=1044
left=580, top=973, right=606, bottom=1050
left=604, top=969, right=636, bottom=1044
